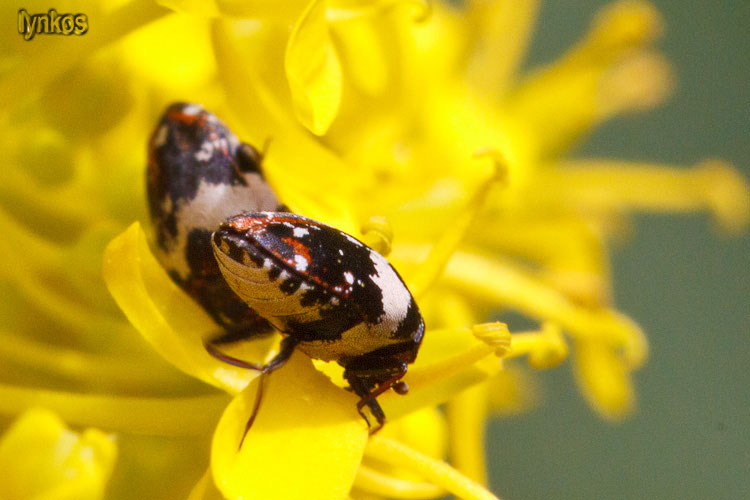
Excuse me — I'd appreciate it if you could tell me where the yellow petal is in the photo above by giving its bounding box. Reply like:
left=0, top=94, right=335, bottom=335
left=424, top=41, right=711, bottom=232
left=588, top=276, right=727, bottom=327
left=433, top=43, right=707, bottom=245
left=406, top=157, right=506, bottom=298
left=354, top=408, right=447, bottom=498
left=212, top=351, right=368, bottom=500
left=328, top=0, right=430, bottom=96
left=332, top=15, right=388, bottom=95
left=103, top=222, right=266, bottom=394
left=393, top=244, right=648, bottom=368
left=466, top=0, right=541, bottom=96
left=327, top=0, right=430, bottom=20
left=468, top=216, right=612, bottom=307
left=119, top=13, right=216, bottom=95
left=573, top=339, right=635, bottom=419
left=212, top=19, right=358, bottom=232
left=500, top=0, right=667, bottom=160
left=0, top=0, right=167, bottom=113
left=446, top=383, right=488, bottom=484
left=158, top=0, right=309, bottom=19
left=378, top=406, right=447, bottom=460
left=549, top=159, right=750, bottom=234
left=0, top=381, right=226, bottom=436
left=0, top=408, right=116, bottom=500
left=187, top=469, right=225, bottom=500
left=286, top=0, right=343, bottom=135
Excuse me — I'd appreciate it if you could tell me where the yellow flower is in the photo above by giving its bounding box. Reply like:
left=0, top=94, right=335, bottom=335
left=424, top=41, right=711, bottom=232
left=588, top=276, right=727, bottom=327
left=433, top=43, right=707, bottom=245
left=0, top=1, right=747, bottom=499
left=0, top=408, right=116, bottom=500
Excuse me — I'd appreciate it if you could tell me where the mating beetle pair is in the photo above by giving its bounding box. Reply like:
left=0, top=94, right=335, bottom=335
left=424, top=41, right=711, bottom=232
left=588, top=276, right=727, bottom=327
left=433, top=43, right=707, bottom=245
left=146, top=103, right=424, bottom=436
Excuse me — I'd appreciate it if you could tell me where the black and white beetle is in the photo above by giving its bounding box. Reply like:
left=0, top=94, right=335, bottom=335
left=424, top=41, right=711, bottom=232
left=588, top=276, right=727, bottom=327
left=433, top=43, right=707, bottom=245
left=211, top=212, right=425, bottom=430
left=147, top=102, right=286, bottom=334
left=147, top=103, right=424, bottom=436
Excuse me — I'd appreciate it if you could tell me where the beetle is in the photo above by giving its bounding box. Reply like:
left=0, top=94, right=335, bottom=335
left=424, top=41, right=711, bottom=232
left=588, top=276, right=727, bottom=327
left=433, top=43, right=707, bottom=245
left=146, top=102, right=286, bottom=335
left=146, top=103, right=424, bottom=436
left=211, top=212, right=425, bottom=431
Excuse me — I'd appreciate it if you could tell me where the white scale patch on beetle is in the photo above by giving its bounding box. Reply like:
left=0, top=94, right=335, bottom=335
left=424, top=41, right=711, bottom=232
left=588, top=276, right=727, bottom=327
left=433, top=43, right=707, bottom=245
left=159, top=178, right=278, bottom=279
left=195, top=136, right=229, bottom=162
left=343, top=233, right=364, bottom=247
left=181, top=103, right=203, bottom=115
left=294, top=254, right=309, bottom=271
left=367, top=250, right=411, bottom=336
left=297, top=317, right=407, bottom=361
left=293, top=227, right=309, bottom=238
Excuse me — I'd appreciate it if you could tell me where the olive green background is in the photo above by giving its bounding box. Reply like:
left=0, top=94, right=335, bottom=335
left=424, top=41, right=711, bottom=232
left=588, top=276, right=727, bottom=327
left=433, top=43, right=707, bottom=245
left=487, top=1, right=750, bottom=499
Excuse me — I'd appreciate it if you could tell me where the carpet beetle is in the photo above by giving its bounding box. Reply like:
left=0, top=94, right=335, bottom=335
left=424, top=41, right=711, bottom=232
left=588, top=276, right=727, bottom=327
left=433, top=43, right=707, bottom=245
left=212, top=212, right=424, bottom=430
left=146, top=103, right=286, bottom=331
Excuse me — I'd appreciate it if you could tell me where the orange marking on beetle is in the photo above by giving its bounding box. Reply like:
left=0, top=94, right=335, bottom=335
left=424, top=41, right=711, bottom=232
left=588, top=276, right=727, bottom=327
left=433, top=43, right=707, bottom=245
left=221, top=214, right=359, bottom=297
left=167, top=108, right=206, bottom=127
left=280, top=236, right=312, bottom=267
left=226, top=216, right=267, bottom=232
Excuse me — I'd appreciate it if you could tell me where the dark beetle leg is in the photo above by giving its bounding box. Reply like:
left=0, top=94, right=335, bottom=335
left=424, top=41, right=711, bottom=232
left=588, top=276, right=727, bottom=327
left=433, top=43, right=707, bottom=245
left=205, top=331, right=299, bottom=447
left=344, top=358, right=408, bottom=434
left=204, top=326, right=271, bottom=370
left=258, top=336, right=299, bottom=375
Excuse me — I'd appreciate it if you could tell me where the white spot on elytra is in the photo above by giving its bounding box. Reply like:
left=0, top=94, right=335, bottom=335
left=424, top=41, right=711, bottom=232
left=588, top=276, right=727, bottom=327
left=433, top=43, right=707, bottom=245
left=294, top=254, right=309, bottom=271
left=182, top=104, right=202, bottom=115
left=293, top=227, right=309, bottom=238
left=343, top=233, right=363, bottom=247
left=194, top=137, right=230, bottom=162
left=344, top=271, right=354, bottom=284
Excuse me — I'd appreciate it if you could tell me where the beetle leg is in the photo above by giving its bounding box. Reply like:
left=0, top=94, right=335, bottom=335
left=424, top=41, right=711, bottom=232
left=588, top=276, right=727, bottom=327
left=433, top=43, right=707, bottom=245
left=204, top=327, right=268, bottom=370
left=259, top=336, right=299, bottom=374
left=344, top=358, right=408, bottom=434
left=205, top=334, right=299, bottom=448
left=207, top=325, right=270, bottom=346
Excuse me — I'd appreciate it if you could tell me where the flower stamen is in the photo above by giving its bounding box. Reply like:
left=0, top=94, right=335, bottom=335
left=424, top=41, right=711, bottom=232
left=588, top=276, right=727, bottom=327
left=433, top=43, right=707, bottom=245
left=380, top=325, right=509, bottom=420
left=366, top=435, right=501, bottom=500
left=360, top=215, right=394, bottom=256
left=354, top=463, right=446, bottom=499
left=472, top=322, right=511, bottom=356
left=407, top=153, right=507, bottom=298
left=506, top=322, right=568, bottom=369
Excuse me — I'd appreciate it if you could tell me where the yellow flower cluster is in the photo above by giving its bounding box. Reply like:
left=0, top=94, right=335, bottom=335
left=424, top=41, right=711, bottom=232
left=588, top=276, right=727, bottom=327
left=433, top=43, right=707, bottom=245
left=0, top=1, right=747, bottom=499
